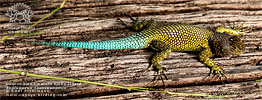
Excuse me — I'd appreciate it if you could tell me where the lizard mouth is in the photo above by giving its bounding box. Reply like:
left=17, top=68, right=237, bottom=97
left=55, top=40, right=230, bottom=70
left=218, top=41, right=244, bottom=57
left=230, top=51, right=242, bottom=55
left=229, top=45, right=245, bottom=56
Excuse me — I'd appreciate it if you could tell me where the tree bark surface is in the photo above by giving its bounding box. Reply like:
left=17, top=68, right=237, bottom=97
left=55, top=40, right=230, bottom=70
left=0, top=0, right=262, bottom=99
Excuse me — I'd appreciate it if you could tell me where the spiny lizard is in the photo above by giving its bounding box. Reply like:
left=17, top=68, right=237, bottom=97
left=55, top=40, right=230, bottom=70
left=25, top=16, right=248, bottom=81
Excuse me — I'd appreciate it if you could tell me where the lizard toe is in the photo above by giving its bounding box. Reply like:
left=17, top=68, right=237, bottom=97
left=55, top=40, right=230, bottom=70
left=209, top=66, right=227, bottom=82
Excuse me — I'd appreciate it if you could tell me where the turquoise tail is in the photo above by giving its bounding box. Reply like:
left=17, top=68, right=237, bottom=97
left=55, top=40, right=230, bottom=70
left=29, top=33, right=149, bottom=50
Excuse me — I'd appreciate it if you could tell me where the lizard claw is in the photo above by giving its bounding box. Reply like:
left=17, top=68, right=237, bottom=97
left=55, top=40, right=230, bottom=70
left=216, top=21, right=251, bottom=35
left=153, top=67, right=168, bottom=82
left=136, top=64, right=168, bottom=81
left=151, top=64, right=168, bottom=87
left=209, top=65, right=227, bottom=83
left=135, top=64, right=153, bottom=77
left=136, top=63, right=168, bottom=87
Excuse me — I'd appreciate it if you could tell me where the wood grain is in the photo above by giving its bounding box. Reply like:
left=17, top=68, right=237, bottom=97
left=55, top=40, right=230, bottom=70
left=0, top=0, right=262, bottom=99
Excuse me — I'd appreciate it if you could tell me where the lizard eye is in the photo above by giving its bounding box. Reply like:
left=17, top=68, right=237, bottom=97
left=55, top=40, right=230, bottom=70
left=231, top=46, right=237, bottom=50
left=229, top=35, right=242, bottom=42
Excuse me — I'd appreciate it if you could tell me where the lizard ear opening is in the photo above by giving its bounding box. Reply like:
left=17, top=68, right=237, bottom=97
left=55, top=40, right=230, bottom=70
left=211, top=39, right=231, bottom=57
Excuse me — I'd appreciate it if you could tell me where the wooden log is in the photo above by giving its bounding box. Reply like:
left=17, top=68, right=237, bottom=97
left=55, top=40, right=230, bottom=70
left=0, top=0, right=261, bottom=99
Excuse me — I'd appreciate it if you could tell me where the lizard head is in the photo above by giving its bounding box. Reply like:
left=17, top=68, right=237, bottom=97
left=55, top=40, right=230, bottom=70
left=212, top=34, right=245, bottom=57
left=227, top=36, right=245, bottom=55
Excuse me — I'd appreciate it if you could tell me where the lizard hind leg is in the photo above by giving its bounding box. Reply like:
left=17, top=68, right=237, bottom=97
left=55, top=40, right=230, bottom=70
left=117, top=15, right=156, bottom=32
left=141, top=40, right=172, bottom=85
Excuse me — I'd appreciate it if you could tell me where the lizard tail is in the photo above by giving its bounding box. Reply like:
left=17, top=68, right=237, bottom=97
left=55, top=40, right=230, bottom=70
left=27, top=33, right=150, bottom=50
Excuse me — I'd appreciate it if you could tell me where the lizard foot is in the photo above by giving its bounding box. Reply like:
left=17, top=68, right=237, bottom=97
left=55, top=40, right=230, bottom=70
left=152, top=63, right=168, bottom=86
left=209, top=65, right=227, bottom=83
left=117, top=15, right=156, bottom=32
left=216, top=21, right=251, bottom=35
left=136, top=64, right=168, bottom=86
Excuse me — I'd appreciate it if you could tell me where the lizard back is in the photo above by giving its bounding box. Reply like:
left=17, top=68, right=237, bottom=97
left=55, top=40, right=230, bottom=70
left=144, top=23, right=215, bottom=51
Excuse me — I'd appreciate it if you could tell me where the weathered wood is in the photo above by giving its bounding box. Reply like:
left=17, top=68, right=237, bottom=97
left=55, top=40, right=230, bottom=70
left=0, top=0, right=262, bottom=99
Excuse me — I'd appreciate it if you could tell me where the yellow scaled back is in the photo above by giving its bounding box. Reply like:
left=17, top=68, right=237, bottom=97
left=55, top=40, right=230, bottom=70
left=145, top=23, right=214, bottom=51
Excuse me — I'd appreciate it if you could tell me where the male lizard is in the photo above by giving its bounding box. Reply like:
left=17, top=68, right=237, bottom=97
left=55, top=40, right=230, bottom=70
left=25, top=16, right=248, bottom=81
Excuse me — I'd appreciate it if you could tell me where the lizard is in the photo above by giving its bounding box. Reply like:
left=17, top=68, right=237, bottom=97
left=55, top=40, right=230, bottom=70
left=24, top=16, right=248, bottom=82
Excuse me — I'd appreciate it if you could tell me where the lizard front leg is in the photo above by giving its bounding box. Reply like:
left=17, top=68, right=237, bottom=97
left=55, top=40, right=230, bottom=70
left=199, top=44, right=226, bottom=81
left=215, top=21, right=251, bottom=35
